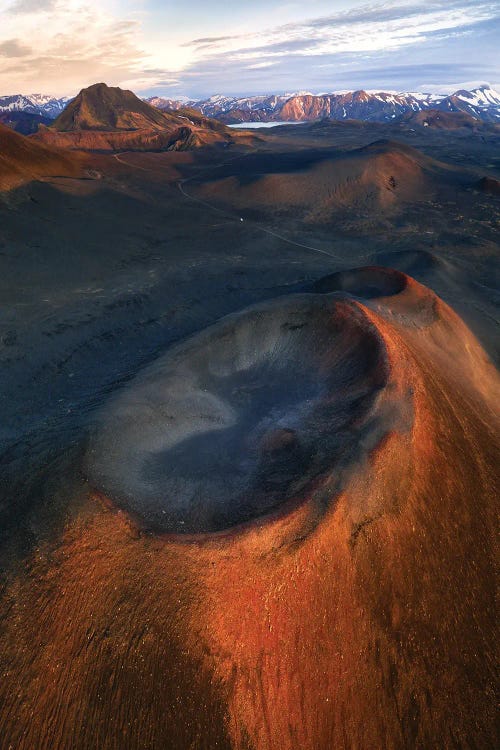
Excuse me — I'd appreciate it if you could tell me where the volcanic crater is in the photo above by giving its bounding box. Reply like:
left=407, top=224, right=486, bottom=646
left=88, top=292, right=400, bottom=534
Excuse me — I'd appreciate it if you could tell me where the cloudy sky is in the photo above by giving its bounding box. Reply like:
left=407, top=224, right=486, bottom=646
left=0, top=0, right=498, bottom=97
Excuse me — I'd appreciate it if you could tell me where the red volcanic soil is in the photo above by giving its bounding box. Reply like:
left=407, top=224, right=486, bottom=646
left=0, top=269, right=497, bottom=749
left=0, top=123, right=86, bottom=190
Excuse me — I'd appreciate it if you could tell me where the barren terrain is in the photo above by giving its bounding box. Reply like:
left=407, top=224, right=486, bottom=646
left=0, top=120, right=498, bottom=750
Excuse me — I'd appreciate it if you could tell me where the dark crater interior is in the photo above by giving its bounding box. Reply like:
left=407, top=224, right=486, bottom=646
left=312, top=266, right=408, bottom=298
left=88, top=294, right=389, bottom=534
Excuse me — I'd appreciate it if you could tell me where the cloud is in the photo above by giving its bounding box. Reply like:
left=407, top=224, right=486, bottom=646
left=158, top=0, right=499, bottom=97
left=0, top=38, right=31, bottom=56
left=246, top=62, right=277, bottom=70
left=185, top=0, right=498, bottom=62
left=0, top=0, right=498, bottom=98
left=183, top=35, right=234, bottom=48
left=0, top=0, right=163, bottom=95
left=9, top=0, right=56, bottom=12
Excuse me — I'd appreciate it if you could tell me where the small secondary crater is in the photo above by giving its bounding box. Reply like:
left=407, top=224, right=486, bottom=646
left=312, top=266, right=408, bottom=299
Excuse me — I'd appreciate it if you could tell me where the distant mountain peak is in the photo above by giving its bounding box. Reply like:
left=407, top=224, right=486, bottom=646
left=51, top=82, right=179, bottom=132
left=30, top=81, right=240, bottom=153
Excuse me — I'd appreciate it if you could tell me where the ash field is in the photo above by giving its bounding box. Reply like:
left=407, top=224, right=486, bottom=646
left=0, top=110, right=499, bottom=749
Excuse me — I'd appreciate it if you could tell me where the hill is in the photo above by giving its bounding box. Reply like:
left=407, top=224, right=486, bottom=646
left=398, top=108, right=485, bottom=130
left=0, top=123, right=85, bottom=190
left=51, top=83, right=179, bottom=132
left=190, top=139, right=460, bottom=224
left=0, top=111, right=52, bottom=135
left=33, top=83, right=238, bottom=152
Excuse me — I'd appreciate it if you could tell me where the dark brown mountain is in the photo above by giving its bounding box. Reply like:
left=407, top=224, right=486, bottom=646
left=33, top=83, right=238, bottom=152
left=51, top=82, right=180, bottom=132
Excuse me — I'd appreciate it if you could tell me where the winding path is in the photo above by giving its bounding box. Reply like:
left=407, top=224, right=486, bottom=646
left=113, top=151, right=343, bottom=262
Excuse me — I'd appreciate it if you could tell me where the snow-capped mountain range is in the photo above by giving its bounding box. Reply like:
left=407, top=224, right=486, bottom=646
left=1, top=86, right=499, bottom=127
left=146, top=86, right=500, bottom=124
left=0, top=93, right=71, bottom=119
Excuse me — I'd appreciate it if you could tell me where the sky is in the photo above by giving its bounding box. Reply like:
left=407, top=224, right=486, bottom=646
left=0, top=0, right=498, bottom=98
